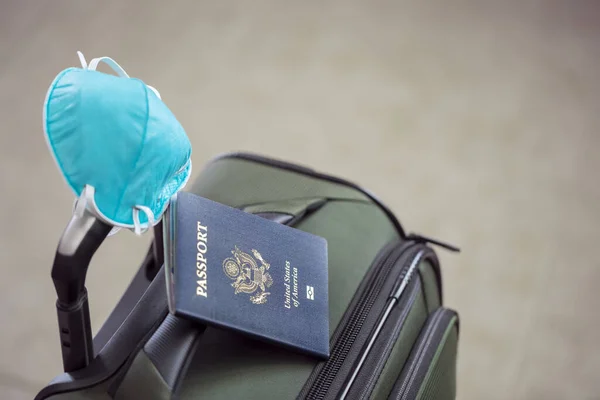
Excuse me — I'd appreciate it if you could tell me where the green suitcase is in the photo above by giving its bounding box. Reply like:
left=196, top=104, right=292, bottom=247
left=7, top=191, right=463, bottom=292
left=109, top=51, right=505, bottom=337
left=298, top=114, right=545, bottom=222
left=37, top=153, right=460, bottom=400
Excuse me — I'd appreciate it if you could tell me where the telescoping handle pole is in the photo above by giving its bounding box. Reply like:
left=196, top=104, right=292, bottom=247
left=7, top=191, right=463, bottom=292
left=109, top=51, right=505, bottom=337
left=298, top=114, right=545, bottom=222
left=51, top=210, right=111, bottom=372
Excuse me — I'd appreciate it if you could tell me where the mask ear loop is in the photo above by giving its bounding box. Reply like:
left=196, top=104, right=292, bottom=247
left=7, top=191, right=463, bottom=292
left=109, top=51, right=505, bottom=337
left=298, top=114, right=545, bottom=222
left=78, top=51, right=162, bottom=99
left=77, top=51, right=88, bottom=69
left=133, top=206, right=156, bottom=236
left=146, top=85, right=161, bottom=99
left=86, top=55, right=130, bottom=78
left=73, top=184, right=99, bottom=217
left=75, top=186, right=156, bottom=236
left=73, top=185, right=121, bottom=236
left=73, top=186, right=91, bottom=218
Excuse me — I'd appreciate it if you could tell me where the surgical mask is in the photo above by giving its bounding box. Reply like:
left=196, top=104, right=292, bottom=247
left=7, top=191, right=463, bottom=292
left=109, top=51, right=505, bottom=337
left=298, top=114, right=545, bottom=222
left=43, top=52, right=192, bottom=235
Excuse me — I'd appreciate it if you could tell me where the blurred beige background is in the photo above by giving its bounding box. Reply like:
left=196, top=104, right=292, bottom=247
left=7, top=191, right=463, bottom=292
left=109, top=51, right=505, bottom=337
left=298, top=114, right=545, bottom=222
left=1, top=1, right=599, bottom=399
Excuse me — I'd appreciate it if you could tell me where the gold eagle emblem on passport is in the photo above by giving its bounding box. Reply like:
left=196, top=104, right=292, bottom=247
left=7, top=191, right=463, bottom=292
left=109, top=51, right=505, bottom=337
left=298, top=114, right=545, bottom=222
left=222, top=246, right=273, bottom=304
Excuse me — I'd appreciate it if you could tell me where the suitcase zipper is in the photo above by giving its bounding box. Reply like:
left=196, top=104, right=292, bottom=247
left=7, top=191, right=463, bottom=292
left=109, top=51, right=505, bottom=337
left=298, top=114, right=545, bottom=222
left=338, top=249, right=426, bottom=399
left=353, top=280, right=421, bottom=400
left=300, top=242, right=428, bottom=400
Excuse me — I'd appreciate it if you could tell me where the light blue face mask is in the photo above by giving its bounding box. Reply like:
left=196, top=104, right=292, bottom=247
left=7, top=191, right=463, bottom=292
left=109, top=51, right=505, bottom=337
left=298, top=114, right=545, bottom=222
left=43, top=52, right=192, bottom=235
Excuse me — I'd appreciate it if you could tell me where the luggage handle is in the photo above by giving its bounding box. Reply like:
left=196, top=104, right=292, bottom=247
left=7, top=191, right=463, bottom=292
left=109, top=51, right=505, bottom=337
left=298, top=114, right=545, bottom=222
left=52, top=211, right=111, bottom=372
left=242, top=197, right=327, bottom=226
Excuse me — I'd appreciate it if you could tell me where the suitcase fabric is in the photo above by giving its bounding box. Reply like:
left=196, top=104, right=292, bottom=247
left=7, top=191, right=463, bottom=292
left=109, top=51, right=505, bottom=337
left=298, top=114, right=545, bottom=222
left=37, top=153, right=459, bottom=400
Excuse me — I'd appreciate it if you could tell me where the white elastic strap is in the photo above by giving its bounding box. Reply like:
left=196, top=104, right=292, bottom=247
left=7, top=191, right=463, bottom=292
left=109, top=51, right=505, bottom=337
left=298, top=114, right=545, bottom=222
left=73, top=195, right=86, bottom=218
left=107, top=226, right=121, bottom=237
left=147, top=85, right=162, bottom=99
left=77, top=51, right=162, bottom=99
left=73, top=185, right=96, bottom=218
left=77, top=51, right=88, bottom=69
left=87, top=56, right=130, bottom=78
left=73, top=185, right=121, bottom=235
left=72, top=184, right=155, bottom=235
left=133, top=205, right=155, bottom=236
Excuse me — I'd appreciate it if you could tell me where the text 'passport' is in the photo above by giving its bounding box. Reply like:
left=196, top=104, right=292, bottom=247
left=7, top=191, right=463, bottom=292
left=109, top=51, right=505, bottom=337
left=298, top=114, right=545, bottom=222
left=164, top=192, right=329, bottom=359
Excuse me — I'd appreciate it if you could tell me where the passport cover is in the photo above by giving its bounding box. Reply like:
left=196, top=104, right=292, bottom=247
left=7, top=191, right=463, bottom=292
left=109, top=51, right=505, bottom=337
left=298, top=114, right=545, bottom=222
left=164, top=192, right=329, bottom=359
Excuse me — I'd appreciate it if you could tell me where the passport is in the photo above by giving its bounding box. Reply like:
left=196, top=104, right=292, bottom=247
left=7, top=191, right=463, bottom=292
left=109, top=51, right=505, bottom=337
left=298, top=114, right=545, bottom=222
left=163, top=192, right=329, bottom=359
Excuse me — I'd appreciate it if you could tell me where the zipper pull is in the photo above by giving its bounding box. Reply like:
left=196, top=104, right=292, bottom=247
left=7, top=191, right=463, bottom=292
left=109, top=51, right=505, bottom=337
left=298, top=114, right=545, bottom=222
left=406, top=233, right=461, bottom=253
left=390, top=250, right=425, bottom=300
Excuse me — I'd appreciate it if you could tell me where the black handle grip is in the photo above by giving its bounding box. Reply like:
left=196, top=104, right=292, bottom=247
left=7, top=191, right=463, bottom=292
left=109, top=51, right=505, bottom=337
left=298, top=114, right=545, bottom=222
left=51, top=212, right=111, bottom=372
left=52, top=215, right=111, bottom=305
left=56, top=290, right=94, bottom=372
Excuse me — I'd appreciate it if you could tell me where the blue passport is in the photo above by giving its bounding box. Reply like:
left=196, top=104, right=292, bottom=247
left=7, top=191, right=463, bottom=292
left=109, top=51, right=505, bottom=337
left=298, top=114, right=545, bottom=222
left=163, top=192, right=329, bottom=359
